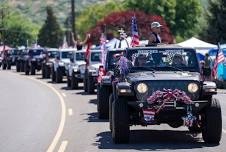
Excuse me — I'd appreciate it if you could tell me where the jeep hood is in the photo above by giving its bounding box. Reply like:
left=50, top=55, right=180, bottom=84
left=90, top=63, right=103, bottom=69
left=127, top=71, right=200, bottom=82
left=61, top=59, right=70, bottom=64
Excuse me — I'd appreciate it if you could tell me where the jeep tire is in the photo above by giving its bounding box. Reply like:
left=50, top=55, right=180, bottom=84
left=25, top=62, right=29, bottom=75
left=7, top=61, right=11, bottom=70
left=109, top=94, right=113, bottom=131
left=87, top=75, right=95, bottom=94
left=112, top=98, right=129, bottom=144
left=202, top=98, right=222, bottom=144
left=98, top=85, right=110, bottom=119
left=42, top=64, right=46, bottom=79
left=30, top=63, right=36, bottom=75
left=2, top=63, right=7, bottom=70
left=16, top=61, right=20, bottom=72
left=51, top=66, right=56, bottom=83
left=56, top=68, right=63, bottom=83
left=71, top=73, right=78, bottom=90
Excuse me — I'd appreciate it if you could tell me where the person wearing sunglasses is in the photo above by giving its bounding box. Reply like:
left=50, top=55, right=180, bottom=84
left=148, top=21, right=162, bottom=45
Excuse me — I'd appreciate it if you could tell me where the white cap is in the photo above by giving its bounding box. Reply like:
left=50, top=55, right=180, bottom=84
left=151, top=22, right=162, bottom=28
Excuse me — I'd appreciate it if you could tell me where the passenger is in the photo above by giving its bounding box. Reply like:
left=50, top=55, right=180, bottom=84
left=148, top=22, right=162, bottom=45
left=203, top=53, right=212, bottom=81
left=71, top=32, right=90, bottom=50
left=135, top=54, right=147, bottom=67
left=172, top=54, right=185, bottom=66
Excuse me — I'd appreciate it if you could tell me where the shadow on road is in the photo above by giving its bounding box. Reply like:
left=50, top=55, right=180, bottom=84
left=82, top=112, right=108, bottom=123
left=94, top=130, right=218, bottom=150
left=89, top=99, right=97, bottom=105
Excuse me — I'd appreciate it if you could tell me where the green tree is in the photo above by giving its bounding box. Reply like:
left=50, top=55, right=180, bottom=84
left=124, top=0, right=202, bottom=41
left=38, top=6, right=63, bottom=48
left=76, top=0, right=123, bottom=39
left=203, top=0, right=226, bottom=43
left=0, top=4, right=38, bottom=47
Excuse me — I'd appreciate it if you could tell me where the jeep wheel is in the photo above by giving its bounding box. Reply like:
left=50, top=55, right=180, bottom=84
left=2, top=63, right=7, bottom=70
left=46, top=66, right=51, bottom=78
left=87, top=75, right=95, bottom=94
left=42, top=64, right=46, bottom=79
left=7, top=62, right=11, bottom=70
left=56, top=68, right=63, bottom=83
left=25, top=62, right=29, bottom=75
left=71, top=73, right=78, bottom=90
left=51, top=67, right=56, bottom=83
left=16, top=61, right=20, bottom=72
left=30, top=63, right=36, bottom=75
left=202, top=98, right=222, bottom=144
left=98, top=85, right=110, bottom=119
left=21, top=62, right=25, bottom=72
left=83, top=77, right=88, bottom=92
left=109, top=94, right=113, bottom=131
left=112, top=98, right=129, bottom=144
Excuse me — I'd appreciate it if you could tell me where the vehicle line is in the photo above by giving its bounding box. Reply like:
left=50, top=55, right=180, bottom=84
left=21, top=75, right=66, bottom=152
left=57, top=140, right=68, bottom=152
left=68, top=108, right=73, bottom=116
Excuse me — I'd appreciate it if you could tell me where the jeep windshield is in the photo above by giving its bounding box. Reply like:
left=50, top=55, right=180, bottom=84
left=91, top=52, right=101, bottom=62
left=49, top=51, right=59, bottom=58
left=28, top=49, right=43, bottom=56
left=76, top=52, right=85, bottom=61
left=126, top=48, right=199, bottom=72
left=61, top=51, right=73, bottom=59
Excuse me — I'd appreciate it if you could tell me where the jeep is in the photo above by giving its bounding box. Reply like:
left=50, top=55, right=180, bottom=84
left=51, top=48, right=74, bottom=83
left=97, top=49, right=124, bottom=119
left=110, top=46, right=221, bottom=144
left=66, top=50, right=85, bottom=89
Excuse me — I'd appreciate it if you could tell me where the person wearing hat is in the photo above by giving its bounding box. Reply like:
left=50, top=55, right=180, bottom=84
left=148, top=21, right=162, bottom=45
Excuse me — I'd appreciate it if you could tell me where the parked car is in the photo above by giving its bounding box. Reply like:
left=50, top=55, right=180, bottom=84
left=51, top=48, right=75, bottom=83
left=66, top=50, right=85, bottom=89
left=110, top=46, right=221, bottom=144
left=97, top=49, right=124, bottom=119
left=83, top=49, right=102, bottom=94
left=24, top=48, right=45, bottom=75
left=41, top=48, right=59, bottom=79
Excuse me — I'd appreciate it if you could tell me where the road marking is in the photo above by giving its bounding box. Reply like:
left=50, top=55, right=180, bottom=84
left=23, top=76, right=66, bottom=152
left=68, top=108, right=73, bottom=116
left=62, top=93, right=66, bottom=97
left=223, top=129, right=226, bottom=134
left=58, top=141, right=68, bottom=152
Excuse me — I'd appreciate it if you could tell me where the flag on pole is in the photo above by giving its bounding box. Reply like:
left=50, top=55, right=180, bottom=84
left=100, top=33, right=107, bottom=65
left=212, top=43, right=225, bottom=79
left=131, top=16, right=140, bottom=47
left=85, top=37, right=92, bottom=66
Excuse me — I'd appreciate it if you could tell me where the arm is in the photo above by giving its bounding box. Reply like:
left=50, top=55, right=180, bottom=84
left=79, top=34, right=91, bottom=45
left=148, top=34, right=157, bottom=44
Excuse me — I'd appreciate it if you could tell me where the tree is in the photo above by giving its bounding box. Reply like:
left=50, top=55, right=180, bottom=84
left=0, top=4, right=38, bottom=47
left=76, top=0, right=123, bottom=39
left=38, top=6, right=63, bottom=48
left=89, top=11, right=174, bottom=44
left=124, top=0, right=202, bottom=41
left=203, top=0, right=226, bottom=43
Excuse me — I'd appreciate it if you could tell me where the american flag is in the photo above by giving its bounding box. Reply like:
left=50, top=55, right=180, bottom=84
left=100, top=33, right=107, bottom=65
left=212, top=43, right=225, bottom=79
left=131, top=16, right=139, bottom=47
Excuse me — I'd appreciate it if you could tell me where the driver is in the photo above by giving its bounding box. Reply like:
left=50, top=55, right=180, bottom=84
left=135, top=54, right=147, bottom=66
left=172, top=54, right=185, bottom=66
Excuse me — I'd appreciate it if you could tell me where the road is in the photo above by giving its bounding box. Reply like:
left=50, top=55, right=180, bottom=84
left=0, top=68, right=226, bottom=152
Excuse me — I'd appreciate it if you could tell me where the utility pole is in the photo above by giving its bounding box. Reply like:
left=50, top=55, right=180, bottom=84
left=71, top=0, right=76, bottom=38
left=0, top=7, right=5, bottom=49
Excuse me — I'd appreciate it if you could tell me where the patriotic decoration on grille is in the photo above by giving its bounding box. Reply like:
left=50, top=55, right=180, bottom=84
left=212, top=43, right=225, bottom=79
left=131, top=16, right=140, bottom=47
left=143, top=89, right=195, bottom=126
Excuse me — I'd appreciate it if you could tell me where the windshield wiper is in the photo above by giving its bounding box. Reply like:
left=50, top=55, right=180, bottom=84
left=159, top=65, right=183, bottom=71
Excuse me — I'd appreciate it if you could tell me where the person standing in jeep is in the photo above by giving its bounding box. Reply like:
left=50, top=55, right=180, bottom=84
left=71, top=32, right=90, bottom=51
left=148, top=21, right=162, bottom=45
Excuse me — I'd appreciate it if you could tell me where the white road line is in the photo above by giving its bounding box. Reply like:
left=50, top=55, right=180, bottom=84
left=58, top=141, right=68, bottom=152
left=23, top=76, right=66, bottom=152
left=68, top=108, right=73, bottom=116
left=62, top=93, right=66, bottom=97
left=222, top=129, right=226, bottom=134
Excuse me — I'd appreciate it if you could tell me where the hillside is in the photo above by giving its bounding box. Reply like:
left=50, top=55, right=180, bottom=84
left=2, top=0, right=106, bottom=26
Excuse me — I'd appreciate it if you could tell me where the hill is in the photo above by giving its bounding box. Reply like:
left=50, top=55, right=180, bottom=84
left=3, top=0, right=106, bottom=26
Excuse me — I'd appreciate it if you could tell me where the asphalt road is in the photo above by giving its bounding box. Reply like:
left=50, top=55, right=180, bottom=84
left=1, top=68, right=226, bottom=152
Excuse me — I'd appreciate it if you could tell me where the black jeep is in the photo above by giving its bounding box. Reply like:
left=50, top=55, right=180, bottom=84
left=24, top=48, right=45, bottom=75
left=16, top=48, right=27, bottom=72
left=97, top=49, right=124, bottom=119
left=110, top=46, right=221, bottom=144
left=1, top=50, right=12, bottom=70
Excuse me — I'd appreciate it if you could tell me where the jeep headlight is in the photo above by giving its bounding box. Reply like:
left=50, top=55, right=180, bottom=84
left=59, top=62, right=64, bottom=66
left=137, top=83, right=148, bottom=94
left=188, top=83, right=198, bottom=93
